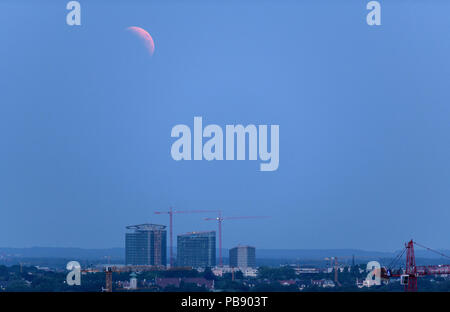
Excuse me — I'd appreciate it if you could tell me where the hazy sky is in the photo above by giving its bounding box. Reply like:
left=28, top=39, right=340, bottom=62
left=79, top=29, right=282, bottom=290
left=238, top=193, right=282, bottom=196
left=1, top=0, right=449, bottom=251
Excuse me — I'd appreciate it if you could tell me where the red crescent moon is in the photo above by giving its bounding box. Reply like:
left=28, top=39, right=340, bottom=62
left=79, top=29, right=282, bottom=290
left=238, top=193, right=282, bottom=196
left=126, top=26, right=155, bottom=56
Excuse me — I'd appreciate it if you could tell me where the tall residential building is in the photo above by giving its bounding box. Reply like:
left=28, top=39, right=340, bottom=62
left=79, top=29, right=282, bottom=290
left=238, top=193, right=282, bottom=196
left=125, top=224, right=167, bottom=266
left=229, top=245, right=256, bottom=268
left=177, top=231, right=216, bottom=268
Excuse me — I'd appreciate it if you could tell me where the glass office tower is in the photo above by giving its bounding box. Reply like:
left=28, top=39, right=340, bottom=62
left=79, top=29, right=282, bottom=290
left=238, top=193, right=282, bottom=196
left=177, top=231, right=216, bottom=268
left=125, top=224, right=167, bottom=266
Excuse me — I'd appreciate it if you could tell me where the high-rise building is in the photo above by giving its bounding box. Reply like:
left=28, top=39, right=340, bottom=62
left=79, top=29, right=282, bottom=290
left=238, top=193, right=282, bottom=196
left=229, top=245, right=256, bottom=268
left=177, top=231, right=216, bottom=268
left=125, top=224, right=167, bottom=266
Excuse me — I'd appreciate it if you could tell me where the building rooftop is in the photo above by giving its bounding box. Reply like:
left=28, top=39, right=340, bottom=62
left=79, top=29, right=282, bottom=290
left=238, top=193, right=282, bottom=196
left=126, top=223, right=166, bottom=231
left=231, top=245, right=255, bottom=249
left=178, top=231, right=216, bottom=236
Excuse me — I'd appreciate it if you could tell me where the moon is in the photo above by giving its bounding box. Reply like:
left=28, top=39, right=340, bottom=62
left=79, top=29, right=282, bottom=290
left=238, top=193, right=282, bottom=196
left=126, top=26, right=155, bottom=56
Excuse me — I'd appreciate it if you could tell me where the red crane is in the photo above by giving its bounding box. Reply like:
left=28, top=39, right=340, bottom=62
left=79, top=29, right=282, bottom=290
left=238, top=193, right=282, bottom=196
left=204, top=212, right=270, bottom=267
left=383, top=240, right=450, bottom=291
left=154, top=207, right=218, bottom=267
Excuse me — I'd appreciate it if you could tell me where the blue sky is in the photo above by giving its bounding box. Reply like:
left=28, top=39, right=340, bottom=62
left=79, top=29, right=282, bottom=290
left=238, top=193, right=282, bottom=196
left=1, top=0, right=449, bottom=251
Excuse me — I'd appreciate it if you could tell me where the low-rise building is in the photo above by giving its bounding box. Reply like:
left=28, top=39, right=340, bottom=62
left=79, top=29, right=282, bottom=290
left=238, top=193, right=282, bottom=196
left=155, top=277, right=214, bottom=290
left=311, top=279, right=335, bottom=288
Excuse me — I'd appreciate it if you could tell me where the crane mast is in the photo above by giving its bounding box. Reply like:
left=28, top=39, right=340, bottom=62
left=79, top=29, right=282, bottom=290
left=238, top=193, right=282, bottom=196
left=383, top=239, right=450, bottom=292
left=154, top=207, right=218, bottom=267
left=204, top=214, right=269, bottom=267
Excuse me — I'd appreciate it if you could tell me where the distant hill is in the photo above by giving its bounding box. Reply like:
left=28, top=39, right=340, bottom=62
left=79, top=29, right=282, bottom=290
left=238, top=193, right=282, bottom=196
left=255, top=248, right=393, bottom=260
left=239, top=248, right=450, bottom=260
left=0, top=247, right=124, bottom=260
left=1, top=247, right=449, bottom=261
